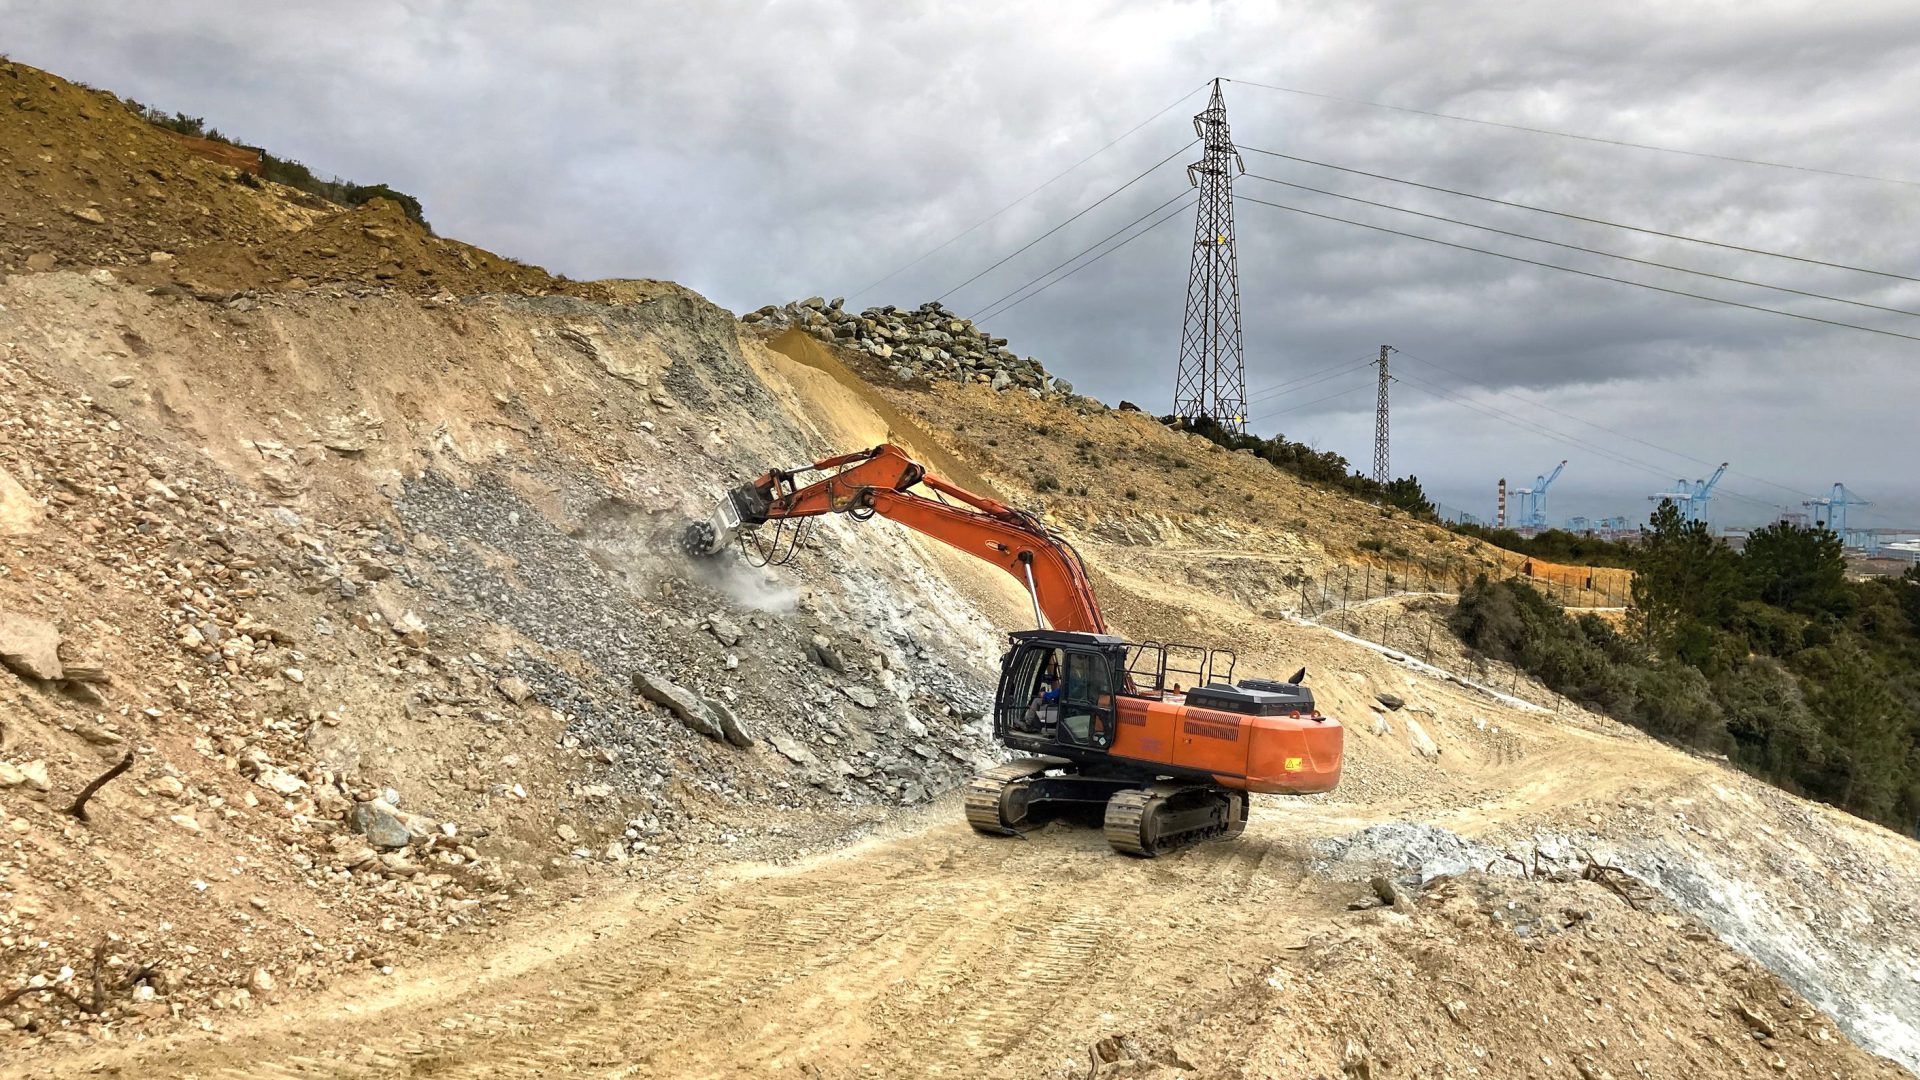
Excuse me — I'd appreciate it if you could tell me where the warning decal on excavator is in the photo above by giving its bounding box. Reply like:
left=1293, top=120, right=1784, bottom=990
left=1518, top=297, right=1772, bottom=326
left=1182, top=718, right=1239, bottom=742
left=1284, top=757, right=1303, bottom=772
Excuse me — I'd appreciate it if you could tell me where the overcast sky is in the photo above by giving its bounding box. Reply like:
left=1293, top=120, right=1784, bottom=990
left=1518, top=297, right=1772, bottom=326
left=7, top=1, right=1919, bottom=530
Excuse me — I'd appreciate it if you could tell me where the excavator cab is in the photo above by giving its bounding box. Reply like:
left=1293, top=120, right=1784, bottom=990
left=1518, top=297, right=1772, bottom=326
left=995, top=630, right=1127, bottom=754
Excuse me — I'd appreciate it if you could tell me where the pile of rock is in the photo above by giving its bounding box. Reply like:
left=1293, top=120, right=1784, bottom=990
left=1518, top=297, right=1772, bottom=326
left=743, top=297, right=1076, bottom=399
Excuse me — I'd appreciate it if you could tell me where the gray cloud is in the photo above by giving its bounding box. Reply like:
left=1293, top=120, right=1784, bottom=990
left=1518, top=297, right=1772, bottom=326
left=5, top=0, right=1918, bottom=528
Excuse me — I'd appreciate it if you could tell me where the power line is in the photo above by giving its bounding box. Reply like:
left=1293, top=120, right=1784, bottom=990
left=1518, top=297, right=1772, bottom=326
left=1391, top=369, right=1785, bottom=511
left=1238, top=146, right=1920, bottom=286
left=1245, top=354, right=1375, bottom=402
left=1249, top=381, right=1375, bottom=423
left=966, top=189, right=1191, bottom=319
left=936, top=139, right=1198, bottom=304
left=1391, top=350, right=1817, bottom=500
left=973, top=195, right=1194, bottom=323
left=1234, top=193, right=1920, bottom=344
left=1225, top=78, right=1920, bottom=188
left=1247, top=359, right=1373, bottom=404
left=1241, top=172, right=1920, bottom=321
left=845, top=82, right=1210, bottom=301
left=1246, top=353, right=1371, bottom=398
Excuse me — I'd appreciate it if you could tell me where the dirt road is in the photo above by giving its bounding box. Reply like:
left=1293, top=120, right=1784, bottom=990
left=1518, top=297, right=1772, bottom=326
left=26, top=813, right=1336, bottom=1080
left=16, top=720, right=1918, bottom=1080
left=69, top=714, right=1652, bottom=1079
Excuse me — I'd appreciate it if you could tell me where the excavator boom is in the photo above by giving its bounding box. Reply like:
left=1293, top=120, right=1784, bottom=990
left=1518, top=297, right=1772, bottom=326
left=692, top=444, right=1106, bottom=634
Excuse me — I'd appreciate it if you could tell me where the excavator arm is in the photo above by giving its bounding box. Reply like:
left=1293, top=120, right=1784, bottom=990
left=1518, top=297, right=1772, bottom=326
left=688, top=444, right=1107, bottom=634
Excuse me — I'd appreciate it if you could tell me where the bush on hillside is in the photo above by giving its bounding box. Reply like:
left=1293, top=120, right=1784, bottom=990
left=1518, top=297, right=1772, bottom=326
left=1454, top=510, right=1920, bottom=835
left=123, top=98, right=431, bottom=230
left=1166, top=415, right=1436, bottom=518
left=1449, top=524, right=1638, bottom=568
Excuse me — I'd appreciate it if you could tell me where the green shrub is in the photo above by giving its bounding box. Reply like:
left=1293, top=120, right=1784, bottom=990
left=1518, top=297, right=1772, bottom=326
left=122, top=96, right=431, bottom=229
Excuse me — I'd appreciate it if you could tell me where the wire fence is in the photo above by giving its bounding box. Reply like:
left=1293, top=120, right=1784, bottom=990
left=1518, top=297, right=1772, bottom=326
left=1284, top=553, right=1631, bottom=715
left=1288, top=555, right=1630, bottom=616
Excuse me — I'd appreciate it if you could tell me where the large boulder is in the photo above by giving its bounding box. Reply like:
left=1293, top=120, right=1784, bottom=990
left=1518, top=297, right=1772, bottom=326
left=0, top=466, right=41, bottom=536
left=633, top=671, right=724, bottom=741
left=0, top=611, right=63, bottom=681
left=348, top=800, right=413, bottom=850
left=1404, top=717, right=1441, bottom=760
left=706, top=698, right=755, bottom=748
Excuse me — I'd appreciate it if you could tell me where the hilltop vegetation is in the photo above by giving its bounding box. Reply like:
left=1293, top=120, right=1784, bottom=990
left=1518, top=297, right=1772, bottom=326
left=1169, top=415, right=1437, bottom=517
left=1455, top=502, right=1920, bottom=833
left=125, top=100, right=430, bottom=228
left=1449, top=523, right=1639, bottom=568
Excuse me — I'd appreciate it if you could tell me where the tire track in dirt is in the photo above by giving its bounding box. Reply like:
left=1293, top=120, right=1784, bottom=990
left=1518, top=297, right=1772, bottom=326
left=35, top=820, right=1335, bottom=1080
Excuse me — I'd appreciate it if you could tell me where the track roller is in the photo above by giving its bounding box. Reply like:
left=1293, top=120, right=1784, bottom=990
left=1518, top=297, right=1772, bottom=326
left=963, top=759, right=1057, bottom=835
left=1103, top=783, right=1243, bottom=857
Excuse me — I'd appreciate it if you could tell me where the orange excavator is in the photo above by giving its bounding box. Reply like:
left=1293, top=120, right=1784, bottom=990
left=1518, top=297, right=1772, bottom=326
left=685, top=444, right=1342, bottom=856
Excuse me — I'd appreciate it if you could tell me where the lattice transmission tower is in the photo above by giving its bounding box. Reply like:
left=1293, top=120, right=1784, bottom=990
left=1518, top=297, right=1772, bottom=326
left=1372, top=344, right=1394, bottom=483
left=1172, top=79, right=1247, bottom=433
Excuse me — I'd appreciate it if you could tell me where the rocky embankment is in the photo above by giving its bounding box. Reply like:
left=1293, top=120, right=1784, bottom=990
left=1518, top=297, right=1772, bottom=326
left=0, top=272, right=1008, bottom=1046
left=745, top=297, right=1078, bottom=399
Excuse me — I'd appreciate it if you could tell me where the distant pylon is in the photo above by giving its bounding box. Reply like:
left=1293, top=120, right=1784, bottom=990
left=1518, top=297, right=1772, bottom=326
left=1372, top=344, right=1394, bottom=483
left=1172, top=78, right=1247, bottom=433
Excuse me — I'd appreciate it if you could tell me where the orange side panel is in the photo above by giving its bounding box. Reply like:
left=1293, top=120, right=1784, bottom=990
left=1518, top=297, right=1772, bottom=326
left=1109, top=696, right=1178, bottom=767
left=1109, top=697, right=1343, bottom=795
left=1171, top=705, right=1251, bottom=777
left=1240, top=715, right=1343, bottom=794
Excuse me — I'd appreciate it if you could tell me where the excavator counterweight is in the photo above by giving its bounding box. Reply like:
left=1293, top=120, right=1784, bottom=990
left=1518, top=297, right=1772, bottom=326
left=691, top=443, right=1342, bottom=856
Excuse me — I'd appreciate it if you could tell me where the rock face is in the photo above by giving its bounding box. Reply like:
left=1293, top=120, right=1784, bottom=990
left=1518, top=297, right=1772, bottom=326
left=742, top=299, right=1075, bottom=400
left=0, top=610, right=64, bottom=681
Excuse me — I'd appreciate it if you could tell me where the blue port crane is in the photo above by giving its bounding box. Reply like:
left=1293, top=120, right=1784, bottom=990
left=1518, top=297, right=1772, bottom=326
left=1647, top=462, right=1728, bottom=524
left=1803, top=483, right=1869, bottom=544
left=1514, top=460, right=1566, bottom=530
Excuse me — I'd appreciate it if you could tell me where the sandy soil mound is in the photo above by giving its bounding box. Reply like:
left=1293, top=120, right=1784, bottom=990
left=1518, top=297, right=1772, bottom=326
left=2, top=60, right=602, bottom=299
left=1098, top=872, right=1912, bottom=1080
left=128, top=196, right=617, bottom=300
left=0, top=271, right=1012, bottom=1053
left=0, top=60, right=323, bottom=272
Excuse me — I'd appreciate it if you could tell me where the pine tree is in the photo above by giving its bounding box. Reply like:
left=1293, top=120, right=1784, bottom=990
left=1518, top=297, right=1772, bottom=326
left=1631, top=500, right=1740, bottom=661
